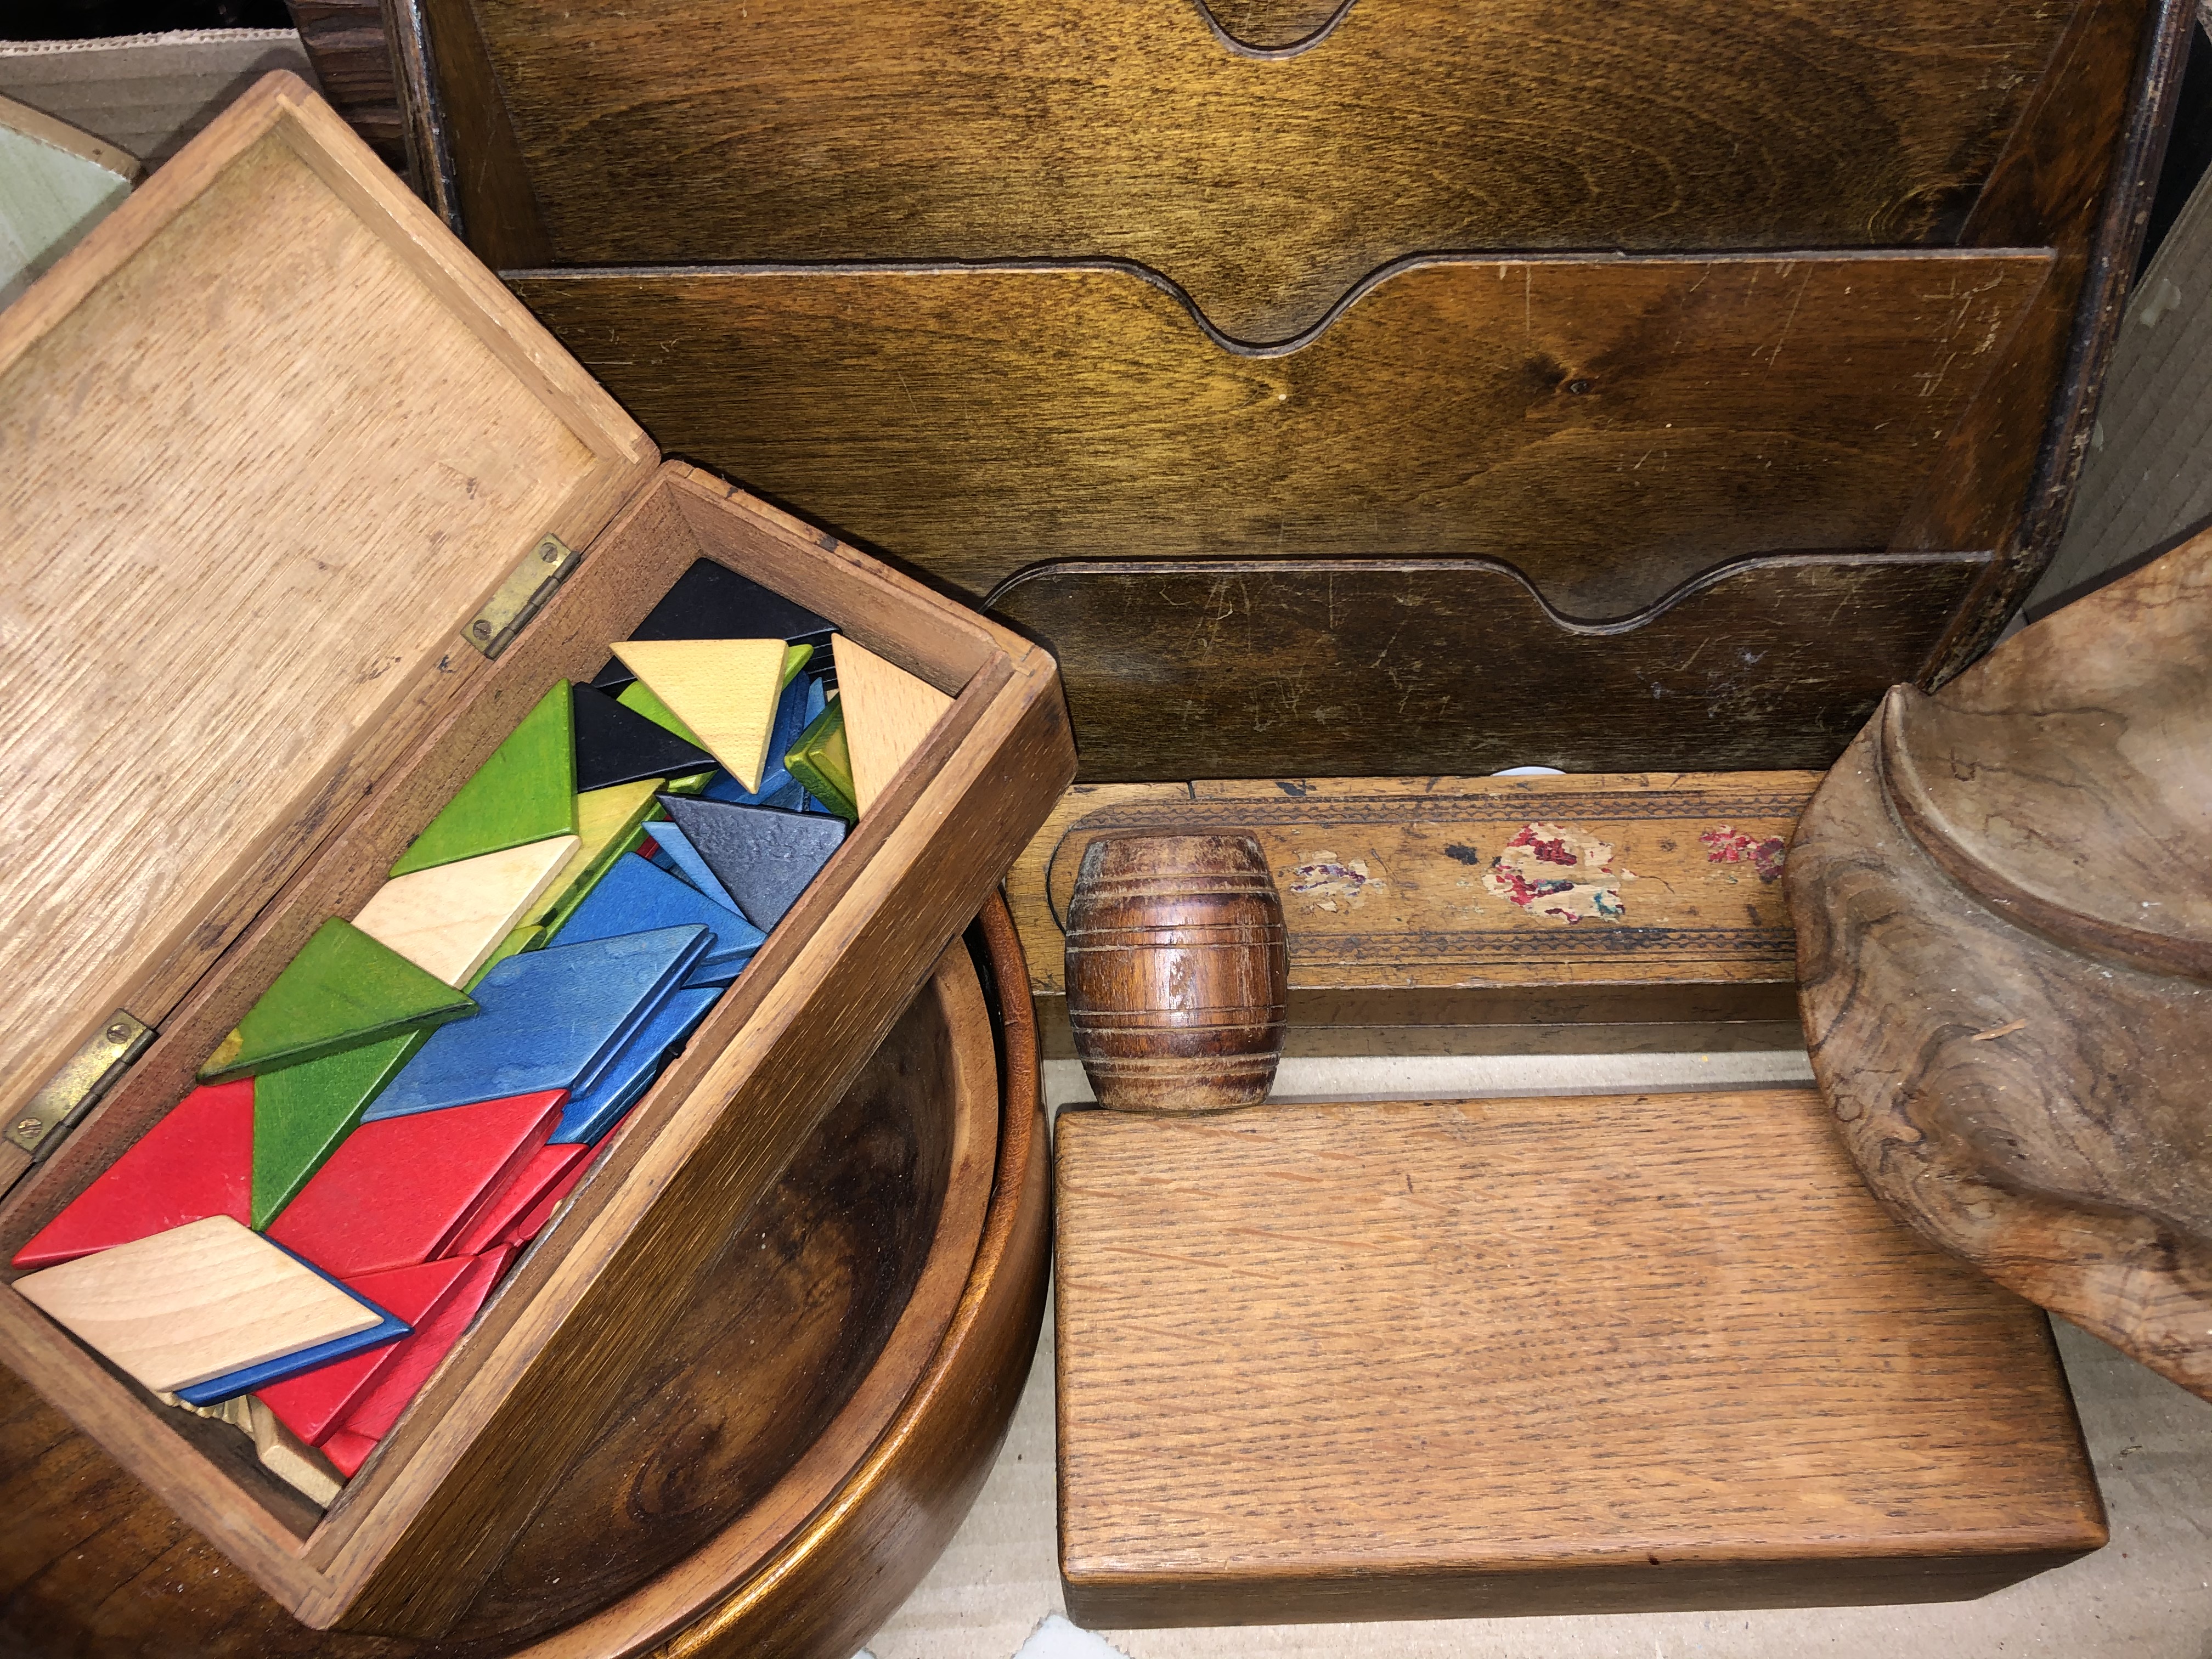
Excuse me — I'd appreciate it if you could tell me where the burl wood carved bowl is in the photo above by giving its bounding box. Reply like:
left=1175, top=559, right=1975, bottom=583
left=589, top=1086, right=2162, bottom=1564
left=1790, top=533, right=2212, bottom=1400
left=0, top=896, right=1047, bottom=1657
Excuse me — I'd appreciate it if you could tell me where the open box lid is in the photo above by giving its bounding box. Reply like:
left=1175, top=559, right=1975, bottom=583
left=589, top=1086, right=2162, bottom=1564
left=0, top=74, right=658, bottom=1151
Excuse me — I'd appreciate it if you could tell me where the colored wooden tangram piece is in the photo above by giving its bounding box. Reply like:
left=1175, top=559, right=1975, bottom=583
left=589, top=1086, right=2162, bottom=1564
left=199, top=918, right=475, bottom=1082
left=699, top=666, right=821, bottom=810
left=589, top=560, right=834, bottom=692
left=390, top=681, right=578, bottom=877
left=267, top=1091, right=565, bottom=1278
left=528, top=777, right=667, bottom=941
left=833, top=637, right=953, bottom=814
left=783, top=687, right=857, bottom=820
left=549, top=985, right=721, bottom=1146
left=641, top=817, right=740, bottom=912
left=444, top=1142, right=591, bottom=1257
left=14, top=1216, right=384, bottom=1394
left=616, top=677, right=704, bottom=748
left=572, top=682, right=715, bottom=793
left=175, top=1243, right=410, bottom=1406
left=657, top=796, right=848, bottom=932
left=254, top=1255, right=477, bottom=1446
left=13, top=1080, right=252, bottom=1268
left=352, top=834, right=579, bottom=988
left=612, top=639, right=788, bottom=792
left=504, top=1138, right=612, bottom=1246
left=363, top=927, right=709, bottom=1121
left=551, top=853, right=763, bottom=987
left=321, top=1244, right=517, bottom=1477
left=250, top=1031, right=426, bottom=1229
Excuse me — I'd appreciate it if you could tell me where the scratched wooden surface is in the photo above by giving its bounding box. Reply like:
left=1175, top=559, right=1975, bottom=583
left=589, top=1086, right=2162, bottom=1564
left=1012, top=774, right=1814, bottom=1051
left=458, top=0, right=2071, bottom=341
left=1055, top=1088, right=2104, bottom=1626
left=515, top=254, right=2047, bottom=618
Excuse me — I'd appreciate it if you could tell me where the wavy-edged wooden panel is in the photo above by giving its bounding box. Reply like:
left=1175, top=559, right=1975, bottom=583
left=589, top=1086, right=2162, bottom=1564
left=462, top=0, right=2074, bottom=340
left=986, top=552, right=1990, bottom=780
left=515, top=252, right=2050, bottom=619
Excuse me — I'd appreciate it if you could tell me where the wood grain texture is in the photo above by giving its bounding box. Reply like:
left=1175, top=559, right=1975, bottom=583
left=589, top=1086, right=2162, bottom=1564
left=1012, top=774, right=1814, bottom=1043
left=515, top=253, right=2048, bottom=617
left=1055, top=1090, right=2105, bottom=1626
left=0, top=457, right=1071, bottom=1633
left=16, top=1217, right=380, bottom=1395
left=352, top=835, right=579, bottom=987
left=0, top=72, right=653, bottom=1154
left=283, top=0, right=408, bottom=167
left=834, top=636, right=954, bottom=815
left=1792, top=529, right=2212, bottom=1400
left=1065, top=833, right=1288, bottom=1114
left=458, top=0, right=2072, bottom=341
left=991, top=554, right=1989, bottom=782
left=1908, top=0, right=2193, bottom=680
left=612, top=638, right=786, bottom=791
left=0, top=895, right=1049, bottom=1658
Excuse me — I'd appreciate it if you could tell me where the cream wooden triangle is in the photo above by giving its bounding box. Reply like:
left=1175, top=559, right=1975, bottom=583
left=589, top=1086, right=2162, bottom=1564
left=833, top=637, right=955, bottom=815
left=352, top=833, right=580, bottom=987
left=612, top=638, right=789, bottom=791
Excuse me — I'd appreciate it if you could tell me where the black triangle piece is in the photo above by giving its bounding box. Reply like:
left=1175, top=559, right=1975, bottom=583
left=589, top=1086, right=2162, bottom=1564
left=657, top=795, right=848, bottom=932
left=590, top=560, right=837, bottom=691
left=572, top=683, right=716, bottom=792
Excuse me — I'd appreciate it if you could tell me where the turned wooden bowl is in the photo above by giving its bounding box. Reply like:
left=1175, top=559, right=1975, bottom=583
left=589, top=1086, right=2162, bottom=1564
left=0, top=895, right=1047, bottom=1657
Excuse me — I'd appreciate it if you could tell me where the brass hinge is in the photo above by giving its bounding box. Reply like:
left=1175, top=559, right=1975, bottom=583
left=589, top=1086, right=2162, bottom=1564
left=9, top=1012, right=155, bottom=1160
left=464, top=534, right=582, bottom=661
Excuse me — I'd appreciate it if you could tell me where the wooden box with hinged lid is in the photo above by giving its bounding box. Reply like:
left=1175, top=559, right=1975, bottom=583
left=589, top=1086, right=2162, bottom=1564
left=0, top=70, right=1072, bottom=1638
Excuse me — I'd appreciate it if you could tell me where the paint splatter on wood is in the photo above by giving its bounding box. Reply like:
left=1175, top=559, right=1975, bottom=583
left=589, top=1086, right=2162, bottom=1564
left=1286, top=850, right=1381, bottom=913
left=1701, top=825, right=1788, bottom=883
left=1482, top=823, right=1634, bottom=923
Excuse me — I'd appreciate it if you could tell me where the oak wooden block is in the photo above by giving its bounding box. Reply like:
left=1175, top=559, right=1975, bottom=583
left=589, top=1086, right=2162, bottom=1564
left=1056, top=1090, right=2105, bottom=1626
left=834, top=636, right=952, bottom=815
left=612, top=637, right=788, bottom=791
left=14, top=1216, right=383, bottom=1394
left=246, top=1395, right=344, bottom=1507
left=350, top=832, right=578, bottom=987
left=1064, top=832, right=1286, bottom=1114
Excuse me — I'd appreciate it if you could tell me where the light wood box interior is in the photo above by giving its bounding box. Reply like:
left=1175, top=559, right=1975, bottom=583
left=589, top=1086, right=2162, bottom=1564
left=0, top=73, right=1072, bottom=1637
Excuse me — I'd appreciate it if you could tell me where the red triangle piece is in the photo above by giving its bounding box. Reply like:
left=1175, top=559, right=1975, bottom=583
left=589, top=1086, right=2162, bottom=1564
left=445, top=1142, right=590, bottom=1259
left=253, top=1256, right=478, bottom=1446
left=321, top=1428, right=379, bottom=1480
left=266, top=1092, right=563, bottom=1279
left=502, top=1108, right=636, bottom=1247
left=338, top=1245, right=516, bottom=1448
left=12, top=1081, right=254, bottom=1269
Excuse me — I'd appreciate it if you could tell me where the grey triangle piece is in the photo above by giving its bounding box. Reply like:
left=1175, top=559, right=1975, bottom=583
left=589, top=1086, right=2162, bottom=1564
left=657, top=795, right=848, bottom=933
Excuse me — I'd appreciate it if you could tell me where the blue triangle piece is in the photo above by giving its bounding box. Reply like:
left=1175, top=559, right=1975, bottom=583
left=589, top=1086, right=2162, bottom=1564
left=550, top=986, right=723, bottom=1145
left=174, top=1246, right=407, bottom=1406
left=363, top=926, right=710, bottom=1121
left=644, top=820, right=740, bottom=911
left=550, top=854, right=765, bottom=986
left=656, top=796, right=848, bottom=932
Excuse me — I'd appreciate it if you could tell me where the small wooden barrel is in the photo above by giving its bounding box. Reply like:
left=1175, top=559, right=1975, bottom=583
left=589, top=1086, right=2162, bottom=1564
left=1065, top=832, right=1288, bottom=1113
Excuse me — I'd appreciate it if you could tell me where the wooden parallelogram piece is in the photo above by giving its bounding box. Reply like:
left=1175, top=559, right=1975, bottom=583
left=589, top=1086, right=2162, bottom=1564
left=1010, top=771, right=1816, bottom=1055
left=1054, top=1088, right=2106, bottom=1627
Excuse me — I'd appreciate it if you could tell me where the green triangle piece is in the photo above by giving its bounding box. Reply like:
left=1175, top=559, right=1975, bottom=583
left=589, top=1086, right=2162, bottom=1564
left=662, top=771, right=712, bottom=797
left=391, top=682, right=579, bottom=877
left=617, top=679, right=703, bottom=747
left=781, top=642, right=812, bottom=686
left=785, top=695, right=859, bottom=820
left=466, top=922, right=546, bottom=990
left=250, top=1030, right=427, bottom=1228
left=529, top=778, right=668, bottom=937
left=200, top=918, right=477, bottom=1082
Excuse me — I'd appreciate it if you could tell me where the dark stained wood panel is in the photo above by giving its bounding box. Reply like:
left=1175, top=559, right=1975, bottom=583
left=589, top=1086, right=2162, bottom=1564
left=1200, top=0, right=1349, bottom=49
left=987, top=552, right=1990, bottom=781
left=514, top=253, right=2050, bottom=618
left=464, top=0, right=2074, bottom=340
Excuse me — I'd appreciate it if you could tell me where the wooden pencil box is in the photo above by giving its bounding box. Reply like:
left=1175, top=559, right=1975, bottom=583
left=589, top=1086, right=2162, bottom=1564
left=0, top=72, right=1073, bottom=1637
left=396, top=0, right=2190, bottom=781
